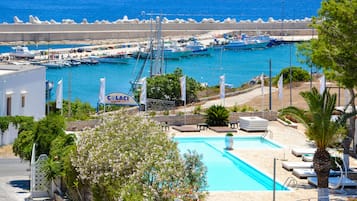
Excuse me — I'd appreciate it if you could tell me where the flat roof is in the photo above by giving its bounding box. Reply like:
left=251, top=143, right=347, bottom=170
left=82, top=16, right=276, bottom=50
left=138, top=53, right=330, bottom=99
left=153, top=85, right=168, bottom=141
left=0, top=64, right=45, bottom=76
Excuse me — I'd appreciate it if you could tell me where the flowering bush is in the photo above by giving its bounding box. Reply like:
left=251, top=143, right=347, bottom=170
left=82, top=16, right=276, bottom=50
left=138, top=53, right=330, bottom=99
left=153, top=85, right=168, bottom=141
left=71, top=110, right=207, bottom=200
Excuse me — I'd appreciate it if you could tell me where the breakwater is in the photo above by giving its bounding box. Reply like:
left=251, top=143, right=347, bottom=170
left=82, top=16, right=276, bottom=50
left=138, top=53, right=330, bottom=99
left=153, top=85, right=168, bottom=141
left=0, top=21, right=315, bottom=43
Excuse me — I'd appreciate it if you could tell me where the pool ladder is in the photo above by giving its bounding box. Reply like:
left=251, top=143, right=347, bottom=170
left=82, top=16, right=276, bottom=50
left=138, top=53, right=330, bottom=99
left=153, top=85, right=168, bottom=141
left=283, top=176, right=298, bottom=189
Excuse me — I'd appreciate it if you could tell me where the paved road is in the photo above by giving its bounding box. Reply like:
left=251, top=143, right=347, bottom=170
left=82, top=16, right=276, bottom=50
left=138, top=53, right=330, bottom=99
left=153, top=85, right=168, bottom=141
left=0, top=158, right=30, bottom=201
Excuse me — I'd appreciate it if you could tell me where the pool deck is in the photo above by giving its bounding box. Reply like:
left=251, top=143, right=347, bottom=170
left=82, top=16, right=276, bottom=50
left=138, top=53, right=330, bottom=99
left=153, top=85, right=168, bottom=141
left=168, top=121, right=357, bottom=201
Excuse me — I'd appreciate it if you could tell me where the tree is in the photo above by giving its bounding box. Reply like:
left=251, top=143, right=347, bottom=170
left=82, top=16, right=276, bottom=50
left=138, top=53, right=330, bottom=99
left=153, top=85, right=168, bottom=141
left=308, top=0, right=357, bottom=156
left=71, top=110, right=207, bottom=201
left=33, top=115, right=66, bottom=158
left=274, top=66, right=310, bottom=85
left=281, top=88, right=346, bottom=201
left=147, top=68, right=202, bottom=104
left=12, top=115, right=66, bottom=160
left=296, top=42, right=319, bottom=89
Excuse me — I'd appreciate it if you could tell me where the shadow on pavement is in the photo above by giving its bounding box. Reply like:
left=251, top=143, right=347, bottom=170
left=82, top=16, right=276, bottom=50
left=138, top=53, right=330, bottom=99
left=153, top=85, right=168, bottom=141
left=9, top=179, right=30, bottom=191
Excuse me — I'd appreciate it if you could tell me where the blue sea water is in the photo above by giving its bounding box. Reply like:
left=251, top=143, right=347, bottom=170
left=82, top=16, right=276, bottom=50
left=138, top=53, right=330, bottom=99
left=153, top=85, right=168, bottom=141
left=0, top=1, right=320, bottom=107
left=44, top=44, right=306, bottom=107
left=0, top=0, right=322, bottom=23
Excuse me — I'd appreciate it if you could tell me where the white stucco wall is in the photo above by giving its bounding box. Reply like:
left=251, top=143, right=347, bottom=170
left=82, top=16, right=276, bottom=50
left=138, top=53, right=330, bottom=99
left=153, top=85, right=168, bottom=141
left=0, top=65, right=46, bottom=120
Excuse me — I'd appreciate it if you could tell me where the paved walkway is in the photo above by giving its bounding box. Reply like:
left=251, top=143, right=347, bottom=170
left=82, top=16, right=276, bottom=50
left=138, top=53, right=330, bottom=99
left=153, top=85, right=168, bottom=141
left=0, top=158, right=30, bottom=201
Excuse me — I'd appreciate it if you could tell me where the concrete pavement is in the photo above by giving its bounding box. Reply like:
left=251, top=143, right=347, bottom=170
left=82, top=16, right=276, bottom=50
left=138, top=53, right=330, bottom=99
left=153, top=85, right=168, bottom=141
left=0, top=158, right=30, bottom=201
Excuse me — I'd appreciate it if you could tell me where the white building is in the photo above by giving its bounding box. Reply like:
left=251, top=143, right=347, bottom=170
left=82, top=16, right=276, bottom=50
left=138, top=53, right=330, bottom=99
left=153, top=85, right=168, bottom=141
left=0, top=64, right=46, bottom=145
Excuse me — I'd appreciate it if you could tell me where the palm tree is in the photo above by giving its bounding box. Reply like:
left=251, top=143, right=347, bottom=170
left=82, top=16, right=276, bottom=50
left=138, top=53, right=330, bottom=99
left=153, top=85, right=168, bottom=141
left=281, top=87, right=345, bottom=201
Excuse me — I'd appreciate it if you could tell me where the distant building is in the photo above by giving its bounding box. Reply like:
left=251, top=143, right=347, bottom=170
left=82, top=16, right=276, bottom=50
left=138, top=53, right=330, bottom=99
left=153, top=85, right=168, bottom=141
left=0, top=64, right=46, bottom=145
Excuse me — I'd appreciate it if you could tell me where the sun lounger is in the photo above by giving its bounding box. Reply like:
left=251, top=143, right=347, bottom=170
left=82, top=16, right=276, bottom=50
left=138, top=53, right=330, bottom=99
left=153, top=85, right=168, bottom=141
left=172, top=126, right=200, bottom=132
left=302, top=153, right=314, bottom=162
left=308, top=176, right=357, bottom=188
left=282, top=161, right=313, bottom=171
left=292, top=168, right=340, bottom=179
left=291, top=148, right=316, bottom=157
left=209, top=126, right=237, bottom=133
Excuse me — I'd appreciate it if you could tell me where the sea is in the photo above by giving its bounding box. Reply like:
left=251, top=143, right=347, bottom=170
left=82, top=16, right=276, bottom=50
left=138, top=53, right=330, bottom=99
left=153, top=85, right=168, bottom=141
left=0, top=0, right=322, bottom=107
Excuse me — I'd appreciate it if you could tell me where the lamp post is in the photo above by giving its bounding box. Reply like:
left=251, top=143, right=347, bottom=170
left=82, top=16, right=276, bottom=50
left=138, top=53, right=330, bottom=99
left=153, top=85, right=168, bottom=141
left=269, top=59, right=272, bottom=110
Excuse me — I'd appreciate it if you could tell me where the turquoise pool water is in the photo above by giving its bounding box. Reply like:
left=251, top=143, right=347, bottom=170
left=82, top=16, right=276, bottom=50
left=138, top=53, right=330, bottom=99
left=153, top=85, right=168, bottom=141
left=175, top=137, right=288, bottom=191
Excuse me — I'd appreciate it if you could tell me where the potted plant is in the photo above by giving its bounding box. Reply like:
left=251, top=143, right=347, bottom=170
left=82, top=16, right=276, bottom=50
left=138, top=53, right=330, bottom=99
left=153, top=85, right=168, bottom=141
left=225, top=132, right=234, bottom=150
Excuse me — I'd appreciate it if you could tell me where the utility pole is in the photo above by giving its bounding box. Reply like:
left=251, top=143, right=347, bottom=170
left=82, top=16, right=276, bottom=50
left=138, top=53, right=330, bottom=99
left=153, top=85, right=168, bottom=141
left=289, top=44, right=292, bottom=106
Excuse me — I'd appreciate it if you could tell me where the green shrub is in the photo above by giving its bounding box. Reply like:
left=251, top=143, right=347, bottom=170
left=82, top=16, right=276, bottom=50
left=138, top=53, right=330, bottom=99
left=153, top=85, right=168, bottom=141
left=193, top=105, right=202, bottom=114
left=274, top=67, right=310, bottom=85
left=205, top=105, right=229, bottom=126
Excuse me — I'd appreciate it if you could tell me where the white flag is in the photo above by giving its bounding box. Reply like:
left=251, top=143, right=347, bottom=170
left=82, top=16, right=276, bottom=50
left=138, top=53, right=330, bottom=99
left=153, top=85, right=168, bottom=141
left=278, top=74, right=283, bottom=101
left=220, top=75, right=225, bottom=99
left=56, top=79, right=63, bottom=109
left=98, top=78, right=106, bottom=104
left=319, top=74, right=325, bottom=94
left=260, top=73, right=264, bottom=95
left=140, top=77, right=147, bottom=105
left=180, top=76, right=186, bottom=102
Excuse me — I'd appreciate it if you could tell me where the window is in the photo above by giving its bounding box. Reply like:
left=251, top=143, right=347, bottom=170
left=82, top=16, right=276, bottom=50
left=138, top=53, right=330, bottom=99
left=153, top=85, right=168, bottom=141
left=6, top=96, right=11, bottom=116
left=21, top=95, right=25, bottom=108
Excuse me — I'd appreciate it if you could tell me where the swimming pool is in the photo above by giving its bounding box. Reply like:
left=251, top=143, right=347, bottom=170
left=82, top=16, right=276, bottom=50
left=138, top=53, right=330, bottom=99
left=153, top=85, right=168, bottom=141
left=175, top=136, right=288, bottom=191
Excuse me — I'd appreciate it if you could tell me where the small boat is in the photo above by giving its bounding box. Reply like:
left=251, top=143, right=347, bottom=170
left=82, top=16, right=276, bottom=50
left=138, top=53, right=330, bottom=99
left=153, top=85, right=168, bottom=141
left=80, top=58, right=99, bottom=65
left=9, top=46, right=35, bottom=59
left=184, top=39, right=212, bottom=56
left=94, top=53, right=131, bottom=64
left=42, top=60, right=71, bottom=68
left=134, top=41, right=189, bottom=60
left=224, top=34, right=272, bottom=50
left=67, top=59, right=81, bottom=66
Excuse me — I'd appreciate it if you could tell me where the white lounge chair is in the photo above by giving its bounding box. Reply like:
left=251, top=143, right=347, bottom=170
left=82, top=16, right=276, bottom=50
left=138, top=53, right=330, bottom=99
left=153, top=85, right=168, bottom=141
left=308, top=176, right=357, bottom=188
left=302, top=153, right=314, bottom=162
left=282, top=161, right=313, bottom=171
left=291, top=148, right=316, bottom=157
left=292, top=168, right=340, bottom=179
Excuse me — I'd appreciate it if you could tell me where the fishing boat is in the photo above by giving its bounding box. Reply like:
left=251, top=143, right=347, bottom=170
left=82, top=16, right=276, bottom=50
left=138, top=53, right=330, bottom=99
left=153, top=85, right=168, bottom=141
left=41, top=60, right=71, bottom=68
left=80, top=58, right=99, bottom=65
left=184, top=39, right=212, bottom=56
left=94, top=53, right=131, bottom=64
left=9, top=46, right=35, bottom=59
left=224, top=34, right=273, bottom=50
left=134, top=41, right=189, bottom=60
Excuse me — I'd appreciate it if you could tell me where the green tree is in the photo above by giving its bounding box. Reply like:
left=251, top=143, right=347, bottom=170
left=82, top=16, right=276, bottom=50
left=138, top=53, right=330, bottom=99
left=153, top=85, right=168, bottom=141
left=274, top=66, right=310, bottom=85
left=281, top=88, right=345, bottom=200
left=33, top=115, right=66, bottom=158
left=146, top=68, right=202, bottom=104
left=71, top=110, right=207, bottom=201
left=206, top=105, right=229, bottom=126
left=296, top=42, right=319, bottom=89
left=308, top=0, right=357, bottom=156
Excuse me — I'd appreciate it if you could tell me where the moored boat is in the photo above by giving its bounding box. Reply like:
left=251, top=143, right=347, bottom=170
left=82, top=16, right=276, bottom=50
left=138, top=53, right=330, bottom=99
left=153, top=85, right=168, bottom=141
left=94, top=53, right=131, bottom=64
left=184, top=39, right=213, bottom=56
left=224, top=34, right=273, bottom=50
left=41, top=60, right=71, bottom=68
left=9, top=46, right=35, bottom=59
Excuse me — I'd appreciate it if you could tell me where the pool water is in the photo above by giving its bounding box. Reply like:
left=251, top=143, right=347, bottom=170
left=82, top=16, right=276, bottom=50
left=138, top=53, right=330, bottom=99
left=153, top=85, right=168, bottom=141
left=175, top=137, right=288, bottom=191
